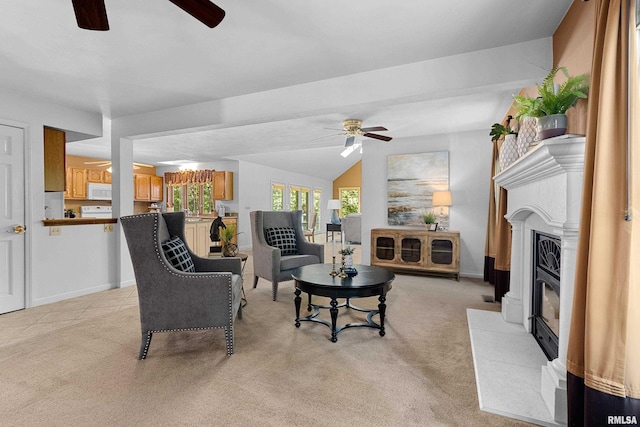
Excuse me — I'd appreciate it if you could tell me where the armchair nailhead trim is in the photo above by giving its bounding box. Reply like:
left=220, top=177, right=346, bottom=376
left=123, top=213, right=237, bottom=359
left=141, top=325, right=234, bottom=358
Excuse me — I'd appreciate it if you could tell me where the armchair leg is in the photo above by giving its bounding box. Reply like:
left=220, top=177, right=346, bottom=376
left=271, top=280, right=279, bottom=301
left=253, top=276, right=259, bottom=288
left=224, top=326, right=234, bottom=356
left=139, top=331, right=153, bottom=360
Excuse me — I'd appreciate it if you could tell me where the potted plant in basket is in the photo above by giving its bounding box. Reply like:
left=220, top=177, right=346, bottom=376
left=513, top=66, right=589, bottom=141
left=220, top=224, right=238, bottom=257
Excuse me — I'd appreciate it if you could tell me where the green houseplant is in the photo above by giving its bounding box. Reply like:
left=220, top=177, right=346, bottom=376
left=340, top=246, right=355, bottom=255
left=423, top=211, right=438, bottom=230
left=220, top=224, right=238, bottom=257
left=513, top=66, right=589, bottom=140
left=489, top=116, right=517, bottom=142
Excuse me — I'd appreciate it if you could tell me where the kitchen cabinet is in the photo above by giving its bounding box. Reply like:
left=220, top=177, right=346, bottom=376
left=134, top=174, right=151, bottom=201
left=44, top=127, right=66, bottom=192
left=66, top=167, right=87, bottom=199
left=213, top=171, right=233, bottom=200
left=134, top=174, right=163, bottom=202
left=370, top=228, right=460, bottom=280
left=87, top=169, right=104, bottom=183
left=184, top=220, right=213, bottom=258
left=184, top=216, right=238, bottom=258
left=150, top=175, right=163, bottom=201
left=65, top=167, right=111, bottom=199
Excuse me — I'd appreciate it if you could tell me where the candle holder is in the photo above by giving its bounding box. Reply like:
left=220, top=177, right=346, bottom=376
left=329, top=256, right=339, bottom=277
left=339, top=254, right=348, bottom=278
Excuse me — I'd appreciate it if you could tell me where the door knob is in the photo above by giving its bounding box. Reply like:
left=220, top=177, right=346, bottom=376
left=10, top=225, right=26, bottom=234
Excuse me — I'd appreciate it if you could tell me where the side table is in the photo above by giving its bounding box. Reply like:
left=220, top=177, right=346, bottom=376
left=209, top=251, right=248, bottom=307
left=325, top=223, right=342, bottom=242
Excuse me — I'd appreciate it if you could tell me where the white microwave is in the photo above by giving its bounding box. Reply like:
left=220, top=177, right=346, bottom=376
left=87, top=183, right=112, bottom=200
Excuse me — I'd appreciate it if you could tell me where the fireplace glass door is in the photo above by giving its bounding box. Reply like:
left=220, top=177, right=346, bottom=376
left=532, top=232, right=561, bottom=360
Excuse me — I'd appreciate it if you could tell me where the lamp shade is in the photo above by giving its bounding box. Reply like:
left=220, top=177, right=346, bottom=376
left=432, top=191, right=452, bottom=207
left=327, top=199, right=341, bottom=210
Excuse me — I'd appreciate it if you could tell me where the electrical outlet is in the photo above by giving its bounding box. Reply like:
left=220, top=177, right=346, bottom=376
left=104, top=224, right=114, bottom=232
left=50, top=226, right=61, bottom=236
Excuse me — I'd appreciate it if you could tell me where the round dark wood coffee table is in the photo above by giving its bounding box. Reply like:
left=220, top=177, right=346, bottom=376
left=292, top=264, right=394, bottom=342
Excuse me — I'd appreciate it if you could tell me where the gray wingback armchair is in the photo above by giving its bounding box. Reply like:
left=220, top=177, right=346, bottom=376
left=121, top=212, right=243, bottom=359
left=250, top=210, right=324, bottom=301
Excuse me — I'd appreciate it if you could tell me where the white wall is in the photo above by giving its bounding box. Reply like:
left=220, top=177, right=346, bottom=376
left=361, top=129, right=492, bottom=278
left=0, top=90, right=111, bottom=307
left=237, top=160, right=332, bottom=249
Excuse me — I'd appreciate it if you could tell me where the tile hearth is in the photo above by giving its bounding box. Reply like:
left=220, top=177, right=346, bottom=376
left=467, top=309, right=562, bottom=426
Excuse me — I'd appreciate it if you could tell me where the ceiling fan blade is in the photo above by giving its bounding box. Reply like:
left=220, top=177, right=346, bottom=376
left=360, top=126, right=388, bottom=132
left=168, top=0, right=226, bottom=28
left=363, top=133, right=393, bottom=142
left=72, top=0, right=109, bottom=31
left=345, top=136, right=355, bottom=147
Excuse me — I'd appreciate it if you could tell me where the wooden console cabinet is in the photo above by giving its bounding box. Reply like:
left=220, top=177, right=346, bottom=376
left=370, top=228, right=460, bottom=280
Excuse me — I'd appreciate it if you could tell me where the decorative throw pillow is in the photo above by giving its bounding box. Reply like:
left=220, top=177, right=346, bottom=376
left=161, top=236, right=196, bottom=272
left=264, top=227, right=298, bottom=256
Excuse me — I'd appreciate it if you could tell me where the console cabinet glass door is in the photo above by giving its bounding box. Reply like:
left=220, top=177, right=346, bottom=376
left=401, top=238, right=422, bottom=263
left=426, top=236, right=457, bottom=271
left=375, top=236, right=395, bottom=261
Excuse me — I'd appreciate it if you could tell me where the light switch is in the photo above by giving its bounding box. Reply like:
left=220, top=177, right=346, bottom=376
left=50, top=226, right=61, bottom=236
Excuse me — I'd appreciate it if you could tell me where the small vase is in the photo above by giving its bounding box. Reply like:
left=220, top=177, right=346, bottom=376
left=344, top=255, right=353, bottom=269
left=517, top=116, right=537, bottom=156
left=499, top=134, right=519, bottom=171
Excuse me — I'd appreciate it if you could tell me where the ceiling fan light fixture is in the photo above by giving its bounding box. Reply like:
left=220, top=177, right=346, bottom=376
left=340, top=142, right=361, bottom=158
left=343, top=119, right=363, bottom=137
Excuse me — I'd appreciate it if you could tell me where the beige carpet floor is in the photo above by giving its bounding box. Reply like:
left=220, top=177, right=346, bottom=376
left=0, top=270, right=534, bottom=426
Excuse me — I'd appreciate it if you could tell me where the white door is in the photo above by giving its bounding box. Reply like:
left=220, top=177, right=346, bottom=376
left=0, top=124, right=25, bottom=314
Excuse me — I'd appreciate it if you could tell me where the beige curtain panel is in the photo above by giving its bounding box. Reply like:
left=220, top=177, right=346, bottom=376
left=567, top=0, right=640, bottom=423
left=484, top=136, right=512, bottom=302
left=483, top=140, right=499, bottom=282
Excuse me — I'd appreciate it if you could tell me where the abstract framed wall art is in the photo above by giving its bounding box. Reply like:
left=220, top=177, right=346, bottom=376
left=387, top=151, right=449, bottom=226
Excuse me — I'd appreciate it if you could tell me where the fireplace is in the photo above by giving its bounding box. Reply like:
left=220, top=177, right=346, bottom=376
left=493, top=135, right=585, bottom=423
left=532, top=231, right=561, bottom=361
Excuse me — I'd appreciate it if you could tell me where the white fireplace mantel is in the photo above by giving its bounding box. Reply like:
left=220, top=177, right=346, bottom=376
left=493, top=134, right=586, bottom=424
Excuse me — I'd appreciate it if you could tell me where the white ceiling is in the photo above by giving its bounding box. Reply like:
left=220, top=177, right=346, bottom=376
left=0, top=0, right=573, bottom=180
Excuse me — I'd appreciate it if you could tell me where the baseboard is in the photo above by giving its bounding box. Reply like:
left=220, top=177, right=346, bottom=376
left=460, top=272, right=484, bottom=279
left=31, top=282, right=115, bottom=307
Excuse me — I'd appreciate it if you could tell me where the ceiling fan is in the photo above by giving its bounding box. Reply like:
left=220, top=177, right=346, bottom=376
left=71, top=0, right=226, bottom=31
left=84, top=160, right=153, bottom=170
left=342, top=119, right=392, bottom=146
left=340, top=119, right=392, bottom=157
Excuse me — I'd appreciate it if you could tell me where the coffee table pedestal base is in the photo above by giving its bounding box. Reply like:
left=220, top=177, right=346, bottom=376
left=294, top=289, right=387, bottom=342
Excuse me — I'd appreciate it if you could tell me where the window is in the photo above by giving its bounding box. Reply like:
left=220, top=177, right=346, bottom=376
left=313, top=189, right=322, bottom=230
left=202, top=183, right=213, bottom=214
left=187, top=183, right=200, bottom=214
left=171, top=186, right=183, bottom=212
left=290, top=186, right=310, bottom=226
left=168, top=183, right=214, bottom=214
left=339, top=187, right=360, bottom=216
left=272, top=183, right=285, bottom=211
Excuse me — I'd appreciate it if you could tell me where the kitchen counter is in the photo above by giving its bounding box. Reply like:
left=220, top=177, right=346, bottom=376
left=42, top=218, right=117, bottom=226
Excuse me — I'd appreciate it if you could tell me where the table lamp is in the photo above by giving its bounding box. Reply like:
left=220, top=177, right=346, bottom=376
left=432, top=191, right=452, bottom=222
left=327, top=199, right=341, bottom=224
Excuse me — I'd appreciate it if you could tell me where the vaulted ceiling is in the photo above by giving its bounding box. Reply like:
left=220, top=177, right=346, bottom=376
left=1, top=1, right=574, bottom=179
